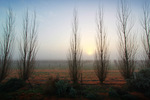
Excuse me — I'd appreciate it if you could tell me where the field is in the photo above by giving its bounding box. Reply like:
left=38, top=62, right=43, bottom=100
left=1, top=60, right=149, bottom=100
left=8, top=69, right=125, bottom=85
left=7, top=60, right=126, bottom=85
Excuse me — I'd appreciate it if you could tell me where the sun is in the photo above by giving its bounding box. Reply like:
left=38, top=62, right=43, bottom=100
left=87, top=50, right=93, bottom=55
left=83, top=41, right=95, bottom=56
left=86, top=48, right=94, bottom=55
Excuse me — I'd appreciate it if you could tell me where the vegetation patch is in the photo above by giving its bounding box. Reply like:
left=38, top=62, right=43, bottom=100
left=0, top=78, right=25, bottom=93
left=127, top=68, right=150, bottom=93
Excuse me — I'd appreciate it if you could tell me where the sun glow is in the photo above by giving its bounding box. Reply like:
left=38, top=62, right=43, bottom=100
left=86, top=48, right=95, bottom=55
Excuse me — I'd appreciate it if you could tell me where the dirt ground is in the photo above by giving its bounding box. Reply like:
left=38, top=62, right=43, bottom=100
left=3, top=69, right=149, bottom=100
left=6, top=69, right=125, bottom=85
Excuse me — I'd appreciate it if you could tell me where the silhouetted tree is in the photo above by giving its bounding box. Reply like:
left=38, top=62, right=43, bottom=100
left=18, top=10, right=38, bottom=81
left=141, top=2, right=150, bottom=68
left=0, top=8, right=15, bottom=82
left=94, top=6, right=109, bottom=84
left=68, top=9, right=82, bottom=84
left=116, top=0, right=137, bottom=79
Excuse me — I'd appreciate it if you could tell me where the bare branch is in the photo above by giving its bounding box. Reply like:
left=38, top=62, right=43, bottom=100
left=141, top=2, right=150, bottom=68
left=68, top=9, right=82, bottom=84
left=116, top=0, right=137, bottom=79
left=18, top=10, right=38, bottom=81
left=94, top=5, right=109, bottom=84
left=0, top=8, right=15, bottom=82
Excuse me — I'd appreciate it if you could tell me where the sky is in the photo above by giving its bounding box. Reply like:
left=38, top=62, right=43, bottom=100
left=0, top=0, right=149, bottom=60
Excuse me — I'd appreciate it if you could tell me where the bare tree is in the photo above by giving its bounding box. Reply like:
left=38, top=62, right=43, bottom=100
left=141, top=2, right=150, bottom=68
left=94, top=6, right=109, bottom=84
left=68, top=9, right=82, bottom=84
left=116, top=0, right=137, bottom=79
left=18, top=10, right=38, bottom=81
left=0, top=8, right=15, bottom=82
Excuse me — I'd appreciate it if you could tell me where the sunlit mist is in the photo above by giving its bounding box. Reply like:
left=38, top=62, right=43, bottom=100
left=0, top=0, right=146, bottom=60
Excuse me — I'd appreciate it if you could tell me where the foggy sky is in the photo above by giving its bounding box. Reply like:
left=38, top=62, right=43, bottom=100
left=0, top=0, right=148, bottom=60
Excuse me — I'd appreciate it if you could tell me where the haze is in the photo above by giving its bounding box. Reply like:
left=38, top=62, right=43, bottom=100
left=0, top=0, right=147, bottom=60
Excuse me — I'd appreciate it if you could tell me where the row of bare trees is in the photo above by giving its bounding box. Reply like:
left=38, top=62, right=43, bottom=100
left=0, top=0, right=150, bottom=84
left=0, top=8, right=15, bottom=82
left=68, top=9, right=82, bottom=84
left=116, top=0, right=137, bottom=79
left=117, top=0, right=150, bottom=80
left=18, top=10, right=38, bottom=81
left=0, top=9, right=38, bottom=83
left=141, top=2, right=150, bottom=68
left=68, top=0, right=150, bottom=84
left=67, top=7, right=109, bottom=84
left=94, top=6, right=109, bottom=84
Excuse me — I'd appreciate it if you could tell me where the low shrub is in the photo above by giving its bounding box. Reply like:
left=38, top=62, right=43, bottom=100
left=85, top=92, right=97, bottom=100
left=121, top=94, right=137, bottom=100
left=55, top=80, right=70, bottom=97
left=44, top=77, right=79, bottom=98
left=138, top=68, right=150, bottom=78
left=44, top=76, right=59, bottom=95
left=0, top=93, right=16, bottom=100
left=0, top=78, right=25, bottom=93
left=144, top=90, right=150, bottom=98
left=69, top=87, right=77, bottom=98
left=85, top=91, right=104, bottom=100
left=114, top=87, right=128, bottom=96
left=80, top=86, right=103, bottom=100
left=72, top=82, right=82, bottom=89
left=126, top=68, right=150, bottom=92
left=108, top=87, right=120, bottom=98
